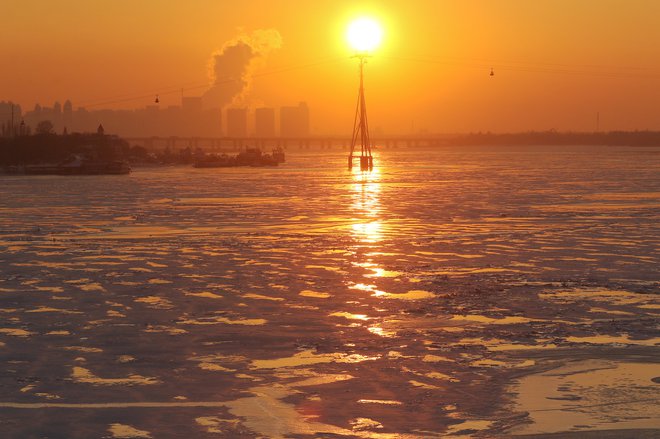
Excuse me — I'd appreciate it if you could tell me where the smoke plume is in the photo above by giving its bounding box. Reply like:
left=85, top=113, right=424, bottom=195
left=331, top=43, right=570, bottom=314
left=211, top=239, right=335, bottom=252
left=203, top=29, right=282, bottom=109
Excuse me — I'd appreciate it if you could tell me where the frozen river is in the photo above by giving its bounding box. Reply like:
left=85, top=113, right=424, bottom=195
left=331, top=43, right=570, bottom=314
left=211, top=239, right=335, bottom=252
left=1, top=145, right=658, bottom=438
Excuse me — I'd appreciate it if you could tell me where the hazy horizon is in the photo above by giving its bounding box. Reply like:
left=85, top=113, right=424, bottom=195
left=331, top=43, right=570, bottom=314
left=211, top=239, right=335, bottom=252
left=2, top=0, right=660, bottom=134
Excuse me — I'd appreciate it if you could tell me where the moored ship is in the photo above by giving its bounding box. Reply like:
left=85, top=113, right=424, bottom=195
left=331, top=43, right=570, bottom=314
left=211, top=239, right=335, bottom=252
left=24, top=155, right=131, bottom=175
left=193, top=147, right=285, bottom=168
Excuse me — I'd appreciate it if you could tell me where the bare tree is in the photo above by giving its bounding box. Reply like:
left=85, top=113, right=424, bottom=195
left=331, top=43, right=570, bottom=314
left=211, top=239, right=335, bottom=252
left=35, top=120, right=54, bottom=135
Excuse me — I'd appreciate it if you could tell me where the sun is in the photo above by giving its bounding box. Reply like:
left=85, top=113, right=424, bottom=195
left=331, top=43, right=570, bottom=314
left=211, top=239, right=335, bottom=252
left=347, top=18, right=383, bottom=53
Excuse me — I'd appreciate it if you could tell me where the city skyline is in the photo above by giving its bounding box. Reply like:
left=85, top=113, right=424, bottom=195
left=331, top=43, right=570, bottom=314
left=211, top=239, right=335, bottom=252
left=2, top=0, right=660, bottom=134
left=1, top=98, right=312, bottom=138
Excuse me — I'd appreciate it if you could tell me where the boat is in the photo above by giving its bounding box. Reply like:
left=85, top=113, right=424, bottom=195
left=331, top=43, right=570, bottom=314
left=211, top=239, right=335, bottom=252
left=24, top=155, right=131, bottom=175
left=193, top=148, right=282, bottom=168
left=272, top=147, right=285, bottom=163
left=235, top=148, right=278, bottom=167
left=193, top=153, right=236, bottom=168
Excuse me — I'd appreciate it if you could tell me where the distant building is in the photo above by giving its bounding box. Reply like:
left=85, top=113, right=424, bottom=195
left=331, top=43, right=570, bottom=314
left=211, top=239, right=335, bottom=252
left=181, top=96, right=203, bottom=114
left=255, top=107, right=275, bottom=137
left=201, top=107, right=222, bottom=137
left=226, top=108, right=248, bottom=137
left=0, top=101, right=22, bottom=137
left=280, top=102, right=309, bottom=137
left=63, top=100, right=73, bottom=132
left=19, top=97, right=222, bottom=137
left=52, top=101, right=62, bottom=130
left=23, top=101, right=66, bottom=134
left=180, top=96, right=203, bottom=136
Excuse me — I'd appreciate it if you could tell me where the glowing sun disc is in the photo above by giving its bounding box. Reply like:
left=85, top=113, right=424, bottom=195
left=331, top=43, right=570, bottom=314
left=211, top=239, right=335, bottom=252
left=347, top=18, right=383, bottom=52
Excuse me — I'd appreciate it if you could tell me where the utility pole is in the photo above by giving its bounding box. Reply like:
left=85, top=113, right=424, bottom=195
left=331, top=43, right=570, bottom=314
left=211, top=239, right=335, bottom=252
left=348, top=54, right=373, bottom=171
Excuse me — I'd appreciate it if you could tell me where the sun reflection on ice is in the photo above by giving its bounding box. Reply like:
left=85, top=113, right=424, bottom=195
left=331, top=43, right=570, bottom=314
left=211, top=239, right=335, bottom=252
left=351, top=222, right=382, bottom=243
left=350, top=166, right=382, bottom=243
left=367, top=325, right=397, bottom=338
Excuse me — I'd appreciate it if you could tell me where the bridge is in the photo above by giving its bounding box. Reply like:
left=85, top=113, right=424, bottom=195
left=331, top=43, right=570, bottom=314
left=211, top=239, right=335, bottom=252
left=123, top=136, right=453, bottom=151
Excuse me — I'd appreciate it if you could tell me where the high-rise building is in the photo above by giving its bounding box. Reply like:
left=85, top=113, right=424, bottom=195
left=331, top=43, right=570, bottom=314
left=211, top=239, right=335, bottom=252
left=180, top=97, right=203, bottom=136
left=280, top=102, right=309, bottom=137
left=52, top=101, right=63, bottom=131
left=63, top=100, right=73, bottom=131
left=20, top=98, right=221, bottom=137
left=202, top=108, right=222, bottom=137
left=226, top=108, right=247, bottom=137
left=255, top=107, right=275, bottom=137
left=182, top=97, right=203, bottom=114
left=0, top=101, right=22, bottom=137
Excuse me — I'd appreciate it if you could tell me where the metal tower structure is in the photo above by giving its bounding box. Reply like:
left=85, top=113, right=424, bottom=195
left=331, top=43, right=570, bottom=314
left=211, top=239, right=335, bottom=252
left=348, top=54, right=373, bottom=171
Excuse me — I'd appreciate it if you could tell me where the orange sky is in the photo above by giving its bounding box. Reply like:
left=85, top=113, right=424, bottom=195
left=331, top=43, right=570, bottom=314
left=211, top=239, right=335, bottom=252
left=3, top=0, right=660, bottom=134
